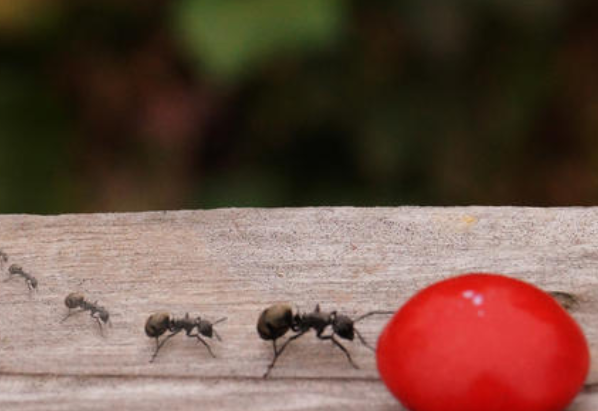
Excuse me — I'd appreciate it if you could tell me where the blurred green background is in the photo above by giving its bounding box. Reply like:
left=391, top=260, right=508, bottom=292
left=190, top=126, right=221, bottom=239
left=1, top=0, right=598, bottom=213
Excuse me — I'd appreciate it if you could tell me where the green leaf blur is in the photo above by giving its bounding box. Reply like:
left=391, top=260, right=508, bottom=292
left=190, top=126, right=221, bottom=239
left=1, top=1, right=597, bottom=213
left=174, top=0, right=346, bottom=80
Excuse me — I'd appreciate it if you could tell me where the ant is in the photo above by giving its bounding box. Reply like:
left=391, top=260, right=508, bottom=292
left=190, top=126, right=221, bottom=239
left=0, top=250, right=7, bottom=269
left=4, top=264, right=38, bottom=291
left=257, top=303, right=394, bottom=378
left=145, top=312, right=227, bottom=363
left=549, top=291, right=580, bottom=311
left=61, top=292, right=111, bottom=333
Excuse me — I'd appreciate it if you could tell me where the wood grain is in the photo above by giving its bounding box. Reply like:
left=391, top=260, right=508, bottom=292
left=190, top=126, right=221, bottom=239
left=0, top=207, right=596, bottom=410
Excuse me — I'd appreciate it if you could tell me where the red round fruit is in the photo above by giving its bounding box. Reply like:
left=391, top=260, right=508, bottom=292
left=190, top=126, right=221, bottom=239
left=376, top=273, right=589, bottom=411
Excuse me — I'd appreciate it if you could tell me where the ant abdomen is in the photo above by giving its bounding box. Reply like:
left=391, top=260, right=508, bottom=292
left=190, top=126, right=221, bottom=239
left=257, top=304, right=293, bottom=340
left=145, top=312, right=171, bottom=338
left=65, top=292, right=85, bottom=309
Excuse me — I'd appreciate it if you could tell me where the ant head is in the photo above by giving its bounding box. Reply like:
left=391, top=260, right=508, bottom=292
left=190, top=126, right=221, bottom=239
left=30, top=277, right=38, bottom=289
left=8, top=264, right=22, bottom=274
left=65, top=292, right=85, bottom=308
left=257, top=304, right=293, bottom=341
left=99, top=310, right=110, bottom=323
left=333, top=314, right=355, bottom=341
left=197, top=319, right=213, bottom=338
left=145, top=312, right=170, bottom=338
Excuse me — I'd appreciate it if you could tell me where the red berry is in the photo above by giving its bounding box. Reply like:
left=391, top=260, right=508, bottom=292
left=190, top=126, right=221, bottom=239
left=376, top=273, right=589, bottom=411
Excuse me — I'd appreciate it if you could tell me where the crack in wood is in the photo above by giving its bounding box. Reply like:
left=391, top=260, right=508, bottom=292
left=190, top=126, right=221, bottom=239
left=0, top=370, right=382, bottom=383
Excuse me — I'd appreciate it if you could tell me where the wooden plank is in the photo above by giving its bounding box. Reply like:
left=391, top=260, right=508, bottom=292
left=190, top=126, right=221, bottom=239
left=0, top=207, right=596, bottom=410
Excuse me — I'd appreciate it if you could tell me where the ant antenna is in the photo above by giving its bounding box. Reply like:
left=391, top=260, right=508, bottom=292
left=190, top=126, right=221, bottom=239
left=212, top=317, right=227, bottom=341
left=353, top=310, right=395, bottom=323
left=354, top=328, right=375, bottom=351
left=351, top=310, right=394, bottom=352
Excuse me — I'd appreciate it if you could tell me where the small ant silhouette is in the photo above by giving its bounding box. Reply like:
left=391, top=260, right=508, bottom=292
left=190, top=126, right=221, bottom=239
left=0, top=250, right=7, bottom=269
left=549, top=291, right=579, bottom=311
left=4, top=264, right=38, bottom=291
left=145, top=312, right=227, bottom=363
left=257, top=303, right=393, bottom=378
left=61, top=292, right=111, bottom=334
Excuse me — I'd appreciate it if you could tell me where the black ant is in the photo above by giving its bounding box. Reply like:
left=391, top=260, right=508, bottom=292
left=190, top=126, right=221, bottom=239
left=61, top=292, right=111, bottom=333
left=257, top=303, right=394, bottom=378
left=4, top=264, right=38, bottom=291
left=549, top=291, right=580, bottom=311
left=0, top=250, right=7, bottom=269
left=145, top=312, right=227, bottom=363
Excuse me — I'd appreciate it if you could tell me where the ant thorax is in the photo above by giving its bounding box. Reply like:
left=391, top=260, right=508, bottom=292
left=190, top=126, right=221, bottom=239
left=171, top=314, right=198, bottom=332
left=296, top=310, right=331, bottom=333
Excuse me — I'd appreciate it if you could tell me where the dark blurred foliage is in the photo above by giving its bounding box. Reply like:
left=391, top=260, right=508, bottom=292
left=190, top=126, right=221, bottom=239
left=1, top=0, right=598, bottom=213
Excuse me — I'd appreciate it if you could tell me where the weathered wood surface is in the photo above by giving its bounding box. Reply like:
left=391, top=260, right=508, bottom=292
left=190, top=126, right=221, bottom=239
left=0, top=207, right=597, bottom=411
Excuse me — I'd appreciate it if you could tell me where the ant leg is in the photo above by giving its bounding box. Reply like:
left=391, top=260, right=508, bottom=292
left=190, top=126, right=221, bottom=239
left=354, top=329, right=375, bottom=352
left=61, top=309, right=85, bottom=323
left=150, top=337, right=162, bottom=363
left=319, top=334, right=359, bottom=369
left=263, top=330, right=307, bottom=378
left=260, top=340, right=279, bottom=378
left=211, top=317, right=227, bottom=341
left=96, top=318, right=104, bottom=335
left=190, top=334, right=216, bottom=358
left=150, top=330, right=181, bottom=363
left=277, top=330, right=307, bottom=356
